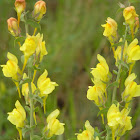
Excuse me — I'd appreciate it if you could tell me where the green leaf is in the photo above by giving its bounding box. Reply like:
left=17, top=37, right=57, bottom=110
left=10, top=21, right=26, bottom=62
left=20, top=11, right=29, bottom=22
left=113, top=70, right=118, bottom=75
left=129, top=0, right=140, bottom=3
left=34, top=106, right=39, bottom=112
left=19, top=78, right=32, bottom=86
left=116, top=8, right=124, bottom=14
left=15, top=36, right=26, bottom=43
left=106, top=126, right=112, bottom=140
left=26, top=19, right=41, bottom=30
left=33, top=65, right=41, bottom=71
left=33, top=94, right=43, bottom=105
left=118, top=60, right=129, bottom=70
left=22, top=125, right=30, bottom=138
left=112, top=42, right=123, bottom=47
left=97, top=108, right=108, bottom=116
left=25, top=106, right=30, bottom=113
left=107, top=81, right=119, bottom=89
left=32, top=135, right=42, bottom=140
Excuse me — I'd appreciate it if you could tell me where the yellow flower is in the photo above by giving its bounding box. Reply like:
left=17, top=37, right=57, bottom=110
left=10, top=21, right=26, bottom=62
left=22, top=73, right=36, bottom=102
left=20, top=34, right=37, bottom=60
left=1, top=52, right=20, bottom=80
left=91, top=54, right=109, bottom=90
left=101, top=17, right=118, bottom=43
left=34, top=33, right=48, bottom=62
left=33, top=0, right=46, bottom=21
left=7, top=100, right=26, bottom=128
left=37, top=69, right=58, bottom=113
left=123, top=6, right=139, bottom=38
left=44, top=109, right=64, bottom=138
left=107, top=104, right=132, bottom=139
left=114, top=39, right=127, bottom=65
left=122, top=73, right=140, bottom=103
left=87, top=86, right=105, bottom=106
left=1, top=52, right=22, bottom=97
left=7, top=100, right=26, bottom=140
left=7, top=17, right=20, bottom=36
left=37, top=69, right=58, bottom=97
left=126, top=38, right=140, bottom=64
left=107, top=104, right=122, bottom=129
left=77, top=120, right=98, bottom=140
left=123, top=6, right=138, bottom=26
left=119, top=108, right=132, bottom=136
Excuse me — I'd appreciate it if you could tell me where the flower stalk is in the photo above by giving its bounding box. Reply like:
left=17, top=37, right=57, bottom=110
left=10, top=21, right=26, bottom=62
left=112, top=25, right=128, bottom=103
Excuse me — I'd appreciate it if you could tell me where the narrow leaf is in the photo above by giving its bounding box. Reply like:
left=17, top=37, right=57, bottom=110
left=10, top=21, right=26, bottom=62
left=26, top=19, right=41, bottom=30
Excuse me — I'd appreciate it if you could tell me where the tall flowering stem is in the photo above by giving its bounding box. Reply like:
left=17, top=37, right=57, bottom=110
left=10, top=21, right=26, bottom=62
left=28, top=69, right=34, bottom=139
left=3, top=0, right=65, bottom=140
left=112, top=25, right=128, bottom=102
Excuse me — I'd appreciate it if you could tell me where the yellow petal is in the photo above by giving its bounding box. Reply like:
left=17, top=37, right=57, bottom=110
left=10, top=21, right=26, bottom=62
left=134, top=85, right=140, bottom=97
left=125, top=73, right=136, bottom=86
left=7, top=52, right=18, bottom=64
left=15, top=100, right=26, bottom=120
left=85, top=120, right=94, bottom=135
left=47, top=109, right=60, bottom=123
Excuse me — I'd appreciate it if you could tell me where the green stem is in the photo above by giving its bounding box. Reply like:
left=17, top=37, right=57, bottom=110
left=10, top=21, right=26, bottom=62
left=112, top=25, right=128, bottom=103
left=28, top=69, right=34, bottom=140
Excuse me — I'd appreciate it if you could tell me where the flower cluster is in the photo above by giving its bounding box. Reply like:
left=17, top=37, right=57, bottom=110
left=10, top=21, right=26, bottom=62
left=101, top=5, right=140, bottom=140
left=1, top=0, right=65, bottom=139
left=87, top=54, right=110, bottom=108
left=107, top=104, right=132, bottom=139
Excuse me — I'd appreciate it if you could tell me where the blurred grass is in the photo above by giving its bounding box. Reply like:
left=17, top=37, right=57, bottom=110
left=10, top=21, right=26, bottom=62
left=0, top=0, right=140, bottom=139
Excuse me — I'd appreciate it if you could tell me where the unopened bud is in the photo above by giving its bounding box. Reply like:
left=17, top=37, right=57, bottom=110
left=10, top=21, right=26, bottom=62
left=32, top=0, right=46, bottom=21
left=15, top=0, right=26, bottom=15
left=7, top=17, right=20, bottom=36
left=134, top=17, right=139, bottom=34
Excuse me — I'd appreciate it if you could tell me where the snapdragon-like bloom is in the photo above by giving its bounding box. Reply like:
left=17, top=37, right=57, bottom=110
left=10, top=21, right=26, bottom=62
left=22, top=73, right=36, bottom=102
left=87, top=85, right=105, bottom=107
left=122, top=73, right=140, bottom=103
left=114, top=39, right=127, bottom=66
left=77, top=120, right=99, bottom=140
left=123, top=6, right=139, bottom=32
left=44, top=109, right=64, bottom=138
left=37, top=69, right=58, bottom=113
left=7, top=100, right=26, bottom=140
left=1, top=52, right=20, bottom=80
left=34, top=33, right=48, bottom=62
left=126, top=38, right=140, bottom=64
left=37, top=69, right=58, bottom=97
left=7, top=100, right=26, bottom=128
left=33, top=0, right=46, bottom=21
left=1, top=52, right=21, bottom=97
left=107, top=104, right=132, bottom=139
left=7, top=17, right=20, bottom=36
left=91, top=54, right=109, bottom=91
left=20, top=34, right=37, bottom=60
left=102, top=17, right=118, bottom=43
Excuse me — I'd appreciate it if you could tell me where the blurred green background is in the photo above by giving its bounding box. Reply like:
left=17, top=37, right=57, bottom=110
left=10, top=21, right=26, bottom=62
left=0, top=0, right=140, bottom=139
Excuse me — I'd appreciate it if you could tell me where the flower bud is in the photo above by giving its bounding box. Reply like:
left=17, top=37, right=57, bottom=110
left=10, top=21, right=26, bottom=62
left=7, top=17, right=20, bottom=36
left=123, top=6, right=138, bottom=26
left=33, top=0, right=46, bottom=21
left=134, top=17, right=139, bottom=34
left=15, top=0, right=26, bottom=15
